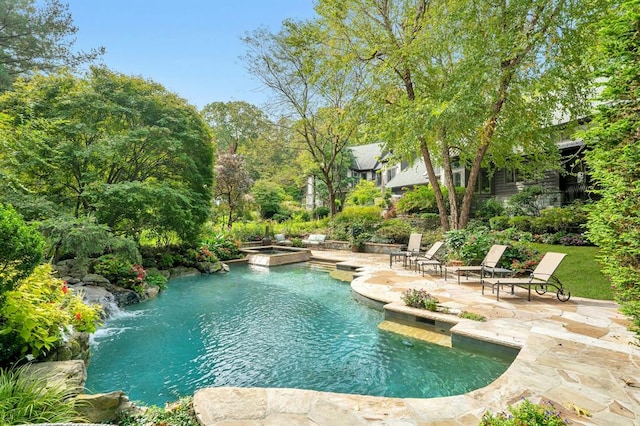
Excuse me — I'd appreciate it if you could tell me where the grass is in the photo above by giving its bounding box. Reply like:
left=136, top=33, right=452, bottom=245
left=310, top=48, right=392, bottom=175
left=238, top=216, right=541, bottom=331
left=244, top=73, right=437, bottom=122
left=531, top=243, right=613, bottom=300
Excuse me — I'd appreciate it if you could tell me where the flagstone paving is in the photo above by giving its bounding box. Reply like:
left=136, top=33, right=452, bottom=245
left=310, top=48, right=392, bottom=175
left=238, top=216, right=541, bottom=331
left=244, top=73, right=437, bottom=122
left=194, top=250, right=640, bottom=425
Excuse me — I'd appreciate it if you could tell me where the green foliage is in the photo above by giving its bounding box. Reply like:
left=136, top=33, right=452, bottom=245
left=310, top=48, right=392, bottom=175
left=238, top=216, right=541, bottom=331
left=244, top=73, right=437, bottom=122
left=0, top=68, right=213, bottom=245
left=0, top=264, right=101, bottom=365
left=508, top=216, right=533, bottom=232
left=0, top=204, right=44, bottom=297
left=214, top=153, right=254, bottom=228
left=474, top=199, right=505, bottom=223
left=401, top=289, right=439, bottom=312
left=489, top=216, right=511, bottom=231
left=0, top=365, right=86, bottom=425
left=312, top=206, right=331, bottom=219
left=345, top=180, right=380, bottom=206
left=373, top=219, right=414, bottom=244
left=252, top=180, right=287, bottom=219
left=481, top=399, right=567, bottom=425
left=395, top=185, right=440, bottom=215
left=506, top=186, right=546, bottom=217
left=92, top=256, right=146, bottom=293
left=201, top=233, right=242, bottom=261
left=330, top=205, right=382, bottom=241
left=459, top=311, right=486, bottom=322
left=582, top=0, right=640, bottom=334
left=0, top=0, right=102, bottom=90
left=117, top=396, right=198, bottom=426
left=536, top=205, right=588, bottom=234
left=144, top=272, right=168, bottom=291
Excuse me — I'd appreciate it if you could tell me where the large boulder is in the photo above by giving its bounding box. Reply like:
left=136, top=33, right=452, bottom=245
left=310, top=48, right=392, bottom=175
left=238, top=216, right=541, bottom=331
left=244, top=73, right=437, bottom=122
left=42, top=331, right=91, bottom=363
left=82, top=273, right=111, bottom=286
left=25, top=360, right=86, bottom=396
left=169, top=266, right=201, bottom=278
left=76, top=391, right=139, bottom=423
left=196, top=260, right=223, bottom=274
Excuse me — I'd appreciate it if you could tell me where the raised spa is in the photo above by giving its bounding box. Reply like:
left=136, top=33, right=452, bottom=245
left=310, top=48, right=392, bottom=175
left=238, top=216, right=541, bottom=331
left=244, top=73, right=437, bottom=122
left=240, top=245, right=311, bottom=266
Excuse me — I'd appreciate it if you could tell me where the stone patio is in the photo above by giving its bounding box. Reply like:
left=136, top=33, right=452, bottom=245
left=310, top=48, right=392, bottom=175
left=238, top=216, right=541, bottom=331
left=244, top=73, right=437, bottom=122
left=194, top=250, right=640, bottom=425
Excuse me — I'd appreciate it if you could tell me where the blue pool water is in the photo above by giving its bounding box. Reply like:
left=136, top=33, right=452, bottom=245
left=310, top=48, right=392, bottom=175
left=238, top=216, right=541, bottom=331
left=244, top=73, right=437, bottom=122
left=86, top=264, right=512, bottom=406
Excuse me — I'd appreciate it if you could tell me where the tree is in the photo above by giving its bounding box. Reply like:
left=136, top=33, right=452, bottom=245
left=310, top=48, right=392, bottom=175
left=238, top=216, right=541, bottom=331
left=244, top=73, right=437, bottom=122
left=316, top=0, right=604, bottom=229
left=0, top=0, right=103, bottom=90
left=214, top=153, right=253, bottom=228
left=243, top=20, right=364, bottom=216
left=0, top=67, right=214, bottom=244
left=252, top=180, right=287, bottom=219
left=0, top=204, right=43, bottom=299
left=584, top=1, right=640, bottom=334
left=345, top=180, right=380, bottom=206
left=201, top=101, right=269, bottom=154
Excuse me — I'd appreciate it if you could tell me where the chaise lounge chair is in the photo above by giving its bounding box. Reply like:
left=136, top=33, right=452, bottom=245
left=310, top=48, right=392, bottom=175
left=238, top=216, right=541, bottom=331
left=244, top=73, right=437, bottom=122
left=301, top=234, right=326, bottom=248
left=274, top=234, right=293, bottom=246
left=445, top=244, right=510, bottom=285
left=482, top=252, right=570, bottom=302
left=414, top=241, right=445, bottom=276
left=389, top=233, right=423, bottom=267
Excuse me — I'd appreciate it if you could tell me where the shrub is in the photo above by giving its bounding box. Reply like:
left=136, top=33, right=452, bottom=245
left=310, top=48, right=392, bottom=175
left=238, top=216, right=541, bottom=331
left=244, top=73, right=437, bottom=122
left=312, top=206, right=331, bottom=219
left=508, top=216, right=533, bottom=232
left=401, top=288, right=439, bottom=311
left=330, top=206, right=382, bottom=241
left=0, top=365, right=86, bottom=424
left=489, top=216, right=510, bottom=231
left=145, top=272, right=168, bottom=291
left=459, top=311, right=486, bottom=321
left=345, top=180, right=380, bottom=206
left=537, top=204, right=589, bottom=233
left=474, top=198, right=505, bottom=222
left=117, top=396, right=198, bottom=426
left=92, top=255, right=146, bottom=293
left=201, top=233, right=242, bottom=261
left=559, top=233, right=590, bottom=246
left=0, top=264, right=101, bottom=365
left=506, top=185, right=546, bottom=216
left=374, top=219, right=414, bottom=244
left=481, top=399, right=567, bottom=425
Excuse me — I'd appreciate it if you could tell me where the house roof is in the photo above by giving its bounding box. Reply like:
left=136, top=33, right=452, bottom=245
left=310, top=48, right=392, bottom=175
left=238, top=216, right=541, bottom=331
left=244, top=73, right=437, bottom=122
left=350, top=143, right=385, bottom=171
left=386, top=161, right=430, bottom=190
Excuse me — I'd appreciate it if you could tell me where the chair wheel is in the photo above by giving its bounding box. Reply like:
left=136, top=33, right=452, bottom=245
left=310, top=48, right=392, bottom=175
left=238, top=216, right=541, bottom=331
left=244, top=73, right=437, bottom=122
left=557, top=288, right=571, bottom=302
left=535, top=284, right=547, bottom=295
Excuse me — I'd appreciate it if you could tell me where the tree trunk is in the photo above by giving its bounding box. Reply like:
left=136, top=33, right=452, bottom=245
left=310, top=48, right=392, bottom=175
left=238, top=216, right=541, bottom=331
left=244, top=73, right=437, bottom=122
left=439, top=126, right=459, bottom=229
left=419, top=137, right=449, bottom=231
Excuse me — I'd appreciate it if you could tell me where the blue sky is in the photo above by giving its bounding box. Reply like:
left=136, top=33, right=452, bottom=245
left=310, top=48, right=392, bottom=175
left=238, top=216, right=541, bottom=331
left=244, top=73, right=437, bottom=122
left=66, top=1, right=316, bottom=110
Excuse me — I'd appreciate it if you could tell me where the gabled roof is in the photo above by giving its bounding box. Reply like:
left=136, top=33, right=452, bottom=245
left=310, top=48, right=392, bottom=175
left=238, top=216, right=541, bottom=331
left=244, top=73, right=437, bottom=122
left=386, top=161, right=430, bottom=190
left=349, top=143, right=385, bottom=171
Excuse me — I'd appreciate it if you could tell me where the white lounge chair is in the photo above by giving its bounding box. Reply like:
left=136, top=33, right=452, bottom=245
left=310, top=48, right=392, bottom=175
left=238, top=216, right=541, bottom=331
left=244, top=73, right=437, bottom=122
left=445, top=244, right=510, bottom=284
left=389, top=233, right=423, bottom=267
left=482, top=252, right=570, bottom=302
left=414, top=241, right=445, bottom=276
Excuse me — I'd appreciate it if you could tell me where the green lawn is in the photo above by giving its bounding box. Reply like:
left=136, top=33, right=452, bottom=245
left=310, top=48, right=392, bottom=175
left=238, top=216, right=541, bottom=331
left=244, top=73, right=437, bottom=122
left=531, top=243, right=613, bottom=300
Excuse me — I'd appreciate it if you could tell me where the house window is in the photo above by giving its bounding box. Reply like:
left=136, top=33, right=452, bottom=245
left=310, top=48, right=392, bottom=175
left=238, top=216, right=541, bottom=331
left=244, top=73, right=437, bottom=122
left=376, top=172, right=382, bottom=186
left=387, top=168, right=396, bottom=182
left=476, top=169, right=492, bottom=194
left=400, top=160, right=409, bottom=171
left=505, top=169, right=516, bottom=184
left=453, top=172, right=462, bottom=188
left=361, top=172, right=368, bottom=180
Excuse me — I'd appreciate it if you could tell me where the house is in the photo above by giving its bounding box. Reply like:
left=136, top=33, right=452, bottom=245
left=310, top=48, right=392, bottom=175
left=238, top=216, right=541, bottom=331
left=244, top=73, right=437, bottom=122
left=348, top=136, right=590, bottom=208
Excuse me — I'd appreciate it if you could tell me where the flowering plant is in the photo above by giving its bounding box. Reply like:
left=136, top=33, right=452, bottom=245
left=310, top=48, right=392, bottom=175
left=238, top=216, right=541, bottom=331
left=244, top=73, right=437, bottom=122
left=401, top=288, right=439, bottom=311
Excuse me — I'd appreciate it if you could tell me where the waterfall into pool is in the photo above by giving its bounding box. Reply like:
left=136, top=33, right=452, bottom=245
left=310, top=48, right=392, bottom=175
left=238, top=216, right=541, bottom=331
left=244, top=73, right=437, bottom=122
left=86, top=264, right=512, bottom=406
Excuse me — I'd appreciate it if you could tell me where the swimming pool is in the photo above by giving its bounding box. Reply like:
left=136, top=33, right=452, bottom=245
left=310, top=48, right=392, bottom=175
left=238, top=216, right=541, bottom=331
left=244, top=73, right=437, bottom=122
left=86, top=264, right=512, bottom=406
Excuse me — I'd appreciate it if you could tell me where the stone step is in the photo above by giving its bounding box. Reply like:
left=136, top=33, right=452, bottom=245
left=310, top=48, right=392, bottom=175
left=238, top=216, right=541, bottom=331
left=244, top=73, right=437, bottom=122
left=377, top=320, right=452, bottom=347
